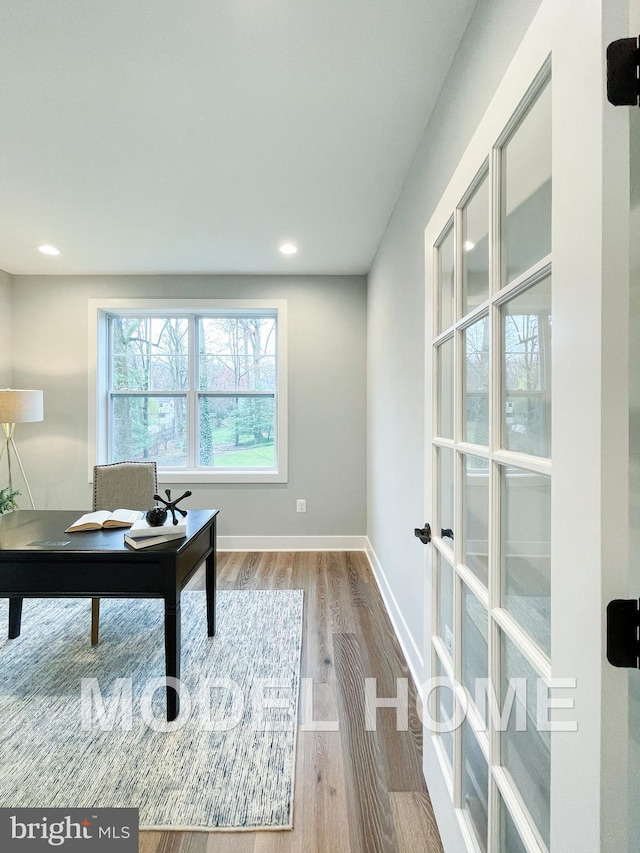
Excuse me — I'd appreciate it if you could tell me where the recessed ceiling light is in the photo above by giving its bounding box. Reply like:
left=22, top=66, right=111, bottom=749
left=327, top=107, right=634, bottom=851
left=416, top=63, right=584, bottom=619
left=279, top=243, right=298, bottom=255
left=464, top=240, right=475, bottom=251
left=38, top=245, right=60, bottom=256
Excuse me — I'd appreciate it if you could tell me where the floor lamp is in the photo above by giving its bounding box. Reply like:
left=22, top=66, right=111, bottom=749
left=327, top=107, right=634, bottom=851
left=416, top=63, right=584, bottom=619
left=0, top=389, right=44, bottom=509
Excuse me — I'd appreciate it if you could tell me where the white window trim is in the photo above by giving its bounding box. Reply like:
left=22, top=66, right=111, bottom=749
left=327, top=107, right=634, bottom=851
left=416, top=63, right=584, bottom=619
left=88, top=298, right=288, bottom=484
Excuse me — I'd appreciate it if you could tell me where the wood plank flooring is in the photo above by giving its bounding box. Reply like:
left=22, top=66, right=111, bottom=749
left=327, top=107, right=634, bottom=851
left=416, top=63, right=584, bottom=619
left=140, top=551, right=443, bottom=853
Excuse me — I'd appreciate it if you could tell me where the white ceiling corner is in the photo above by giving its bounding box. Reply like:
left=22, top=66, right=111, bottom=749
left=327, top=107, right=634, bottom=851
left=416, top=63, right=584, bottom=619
left=0, top=0, right=476, bottom=276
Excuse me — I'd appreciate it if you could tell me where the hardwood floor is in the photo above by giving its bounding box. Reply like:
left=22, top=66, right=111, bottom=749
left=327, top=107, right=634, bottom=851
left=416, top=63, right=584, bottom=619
left=140, top=551, right=443, bottom=853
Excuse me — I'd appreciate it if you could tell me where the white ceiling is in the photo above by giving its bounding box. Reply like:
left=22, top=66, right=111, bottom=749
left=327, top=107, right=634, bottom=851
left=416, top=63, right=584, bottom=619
left=0, top=0, right=476, bottom=276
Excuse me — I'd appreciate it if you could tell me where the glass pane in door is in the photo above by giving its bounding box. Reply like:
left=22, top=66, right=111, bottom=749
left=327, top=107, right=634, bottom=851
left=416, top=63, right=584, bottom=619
left=462, top=584, right=488, bottom=723
left=499, top=792, right=528, bottom=853
left=438, top=446, right=455, bottom=547
left=463, top=315, right=489, bottom=445
left=500, top=466, right=551, bottom=657
left=437, top=337, right=454, bottom=439
left=502, top=276, right=552, bottom=458
left=463, top=172, right=490, bottom=315
left=438, top=225, right=455, bottom=332
left=503, top=80, right=552, bottom=284
left=462, top=454, right=489, bottom=586
left=461, top=721, right=488, bottom=852
left=436, top=552, right=454, bottom=660
left=501, top=631, right=550, bottom=849
left=434, top=655, right=454, bottom=771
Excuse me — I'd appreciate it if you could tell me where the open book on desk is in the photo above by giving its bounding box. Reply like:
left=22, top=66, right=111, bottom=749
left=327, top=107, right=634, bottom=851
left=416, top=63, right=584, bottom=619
left=65, top=509, right=143, bottom=533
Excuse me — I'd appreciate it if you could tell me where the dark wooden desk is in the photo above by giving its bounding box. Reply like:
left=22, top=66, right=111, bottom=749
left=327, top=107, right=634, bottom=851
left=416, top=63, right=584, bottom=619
left=0, top=508, right=218, bottom=721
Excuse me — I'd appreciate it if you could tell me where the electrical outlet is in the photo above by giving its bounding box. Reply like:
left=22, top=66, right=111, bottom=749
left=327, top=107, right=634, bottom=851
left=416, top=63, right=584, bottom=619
left=296, top=499, right=307, bottom=513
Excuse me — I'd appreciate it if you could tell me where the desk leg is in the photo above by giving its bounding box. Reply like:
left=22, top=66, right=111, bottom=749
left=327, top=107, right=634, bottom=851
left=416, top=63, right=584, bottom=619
left=8, top=598, right=23, bottom=639
left=164, top=600, right=181, bottom=722
left=206, top=543, right=216, bottom=637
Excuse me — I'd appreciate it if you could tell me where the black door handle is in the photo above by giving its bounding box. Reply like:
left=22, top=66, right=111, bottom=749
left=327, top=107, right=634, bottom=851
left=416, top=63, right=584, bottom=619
left=414, top=524, right=454, bottom=545
left=414, top=524, right=432, bottom=544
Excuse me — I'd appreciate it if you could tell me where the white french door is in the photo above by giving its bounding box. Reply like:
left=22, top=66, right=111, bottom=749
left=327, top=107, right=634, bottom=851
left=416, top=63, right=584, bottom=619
left=429, top=66, right=552, bottom=853
left=421, top=1, right=632, bottom=851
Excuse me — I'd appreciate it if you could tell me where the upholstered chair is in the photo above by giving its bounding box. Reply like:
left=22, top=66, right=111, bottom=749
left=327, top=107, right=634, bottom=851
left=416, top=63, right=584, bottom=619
left=91, top=461, right=157, bottom=644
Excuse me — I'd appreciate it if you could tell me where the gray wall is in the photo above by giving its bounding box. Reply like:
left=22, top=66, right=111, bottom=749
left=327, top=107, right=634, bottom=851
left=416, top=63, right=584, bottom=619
left=10, top=274, right=367, bottom=537
left=367, top=0, right=543, bottom=661
left=0, top=269, right=12, bottom=385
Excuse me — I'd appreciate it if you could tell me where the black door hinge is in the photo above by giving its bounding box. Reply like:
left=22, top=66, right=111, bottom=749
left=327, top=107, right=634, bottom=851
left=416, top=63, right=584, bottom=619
left=606, top=599, right=640, bottom=667
left=607, top=37, right=640, bottom=106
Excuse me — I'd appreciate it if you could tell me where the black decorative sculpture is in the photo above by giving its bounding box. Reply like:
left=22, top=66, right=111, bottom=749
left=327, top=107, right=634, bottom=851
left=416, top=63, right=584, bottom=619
left=149, top=489, right=192, bottom=526
left=145, top=506, right=168, bottom=527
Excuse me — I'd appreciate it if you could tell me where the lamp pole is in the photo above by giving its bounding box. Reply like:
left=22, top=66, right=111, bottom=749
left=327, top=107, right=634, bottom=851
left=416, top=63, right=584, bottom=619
left=0, top=422, right=36, bottom=508
left=0, top=389, right=44, bottom=510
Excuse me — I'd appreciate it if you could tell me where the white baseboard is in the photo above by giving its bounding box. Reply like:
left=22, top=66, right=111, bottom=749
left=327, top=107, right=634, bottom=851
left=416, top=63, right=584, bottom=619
left=217, top=535, right=368, bottom=552
left=364, top=540, right=469, bottom=852
left=364, top=538, right=425, bottom=689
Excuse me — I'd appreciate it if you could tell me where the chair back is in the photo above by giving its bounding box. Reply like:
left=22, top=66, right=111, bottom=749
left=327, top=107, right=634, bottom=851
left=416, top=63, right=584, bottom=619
left=93, top=462, right=158, bottom=512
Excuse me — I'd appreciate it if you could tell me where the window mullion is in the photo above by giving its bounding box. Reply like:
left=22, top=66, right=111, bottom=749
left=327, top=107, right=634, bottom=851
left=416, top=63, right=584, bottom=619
left=106, top=316, right=114, bottom=461
left=189, top=315, right=199, bottom=469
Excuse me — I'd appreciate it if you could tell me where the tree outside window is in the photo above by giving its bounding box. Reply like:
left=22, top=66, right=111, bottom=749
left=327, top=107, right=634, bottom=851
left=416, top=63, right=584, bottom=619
left=108, top=313, right=278, bottom=469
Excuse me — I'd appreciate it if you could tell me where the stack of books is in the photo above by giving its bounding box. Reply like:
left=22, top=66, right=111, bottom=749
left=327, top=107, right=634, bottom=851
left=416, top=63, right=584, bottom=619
left=124, top=516, right=188, bottom=550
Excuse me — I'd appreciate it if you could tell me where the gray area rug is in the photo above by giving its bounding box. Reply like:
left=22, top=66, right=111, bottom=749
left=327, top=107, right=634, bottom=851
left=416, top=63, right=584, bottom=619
left=0, top=590, right=303, bottom=830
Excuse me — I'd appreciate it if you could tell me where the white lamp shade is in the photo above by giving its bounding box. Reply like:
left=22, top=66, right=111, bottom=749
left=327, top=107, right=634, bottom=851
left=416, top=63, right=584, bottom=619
left=0, top=389, right=44, bottom=423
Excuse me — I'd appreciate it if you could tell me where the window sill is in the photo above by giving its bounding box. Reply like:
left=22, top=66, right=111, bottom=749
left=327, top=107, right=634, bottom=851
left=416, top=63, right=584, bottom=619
left=157, top=469, right=287, bottom=485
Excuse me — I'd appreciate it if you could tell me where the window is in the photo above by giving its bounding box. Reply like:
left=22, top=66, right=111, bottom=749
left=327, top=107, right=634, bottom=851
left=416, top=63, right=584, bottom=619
left=89, top=299, right=287, bottom=483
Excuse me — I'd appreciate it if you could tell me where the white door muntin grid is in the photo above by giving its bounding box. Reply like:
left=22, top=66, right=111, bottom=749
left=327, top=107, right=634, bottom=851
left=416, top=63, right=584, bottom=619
left=429, top=62, right=552, bottom=853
